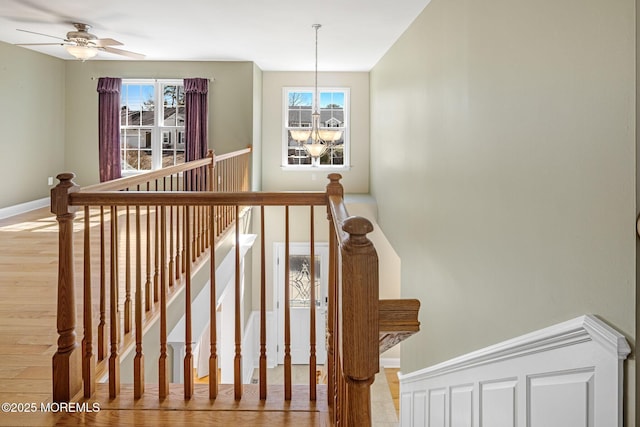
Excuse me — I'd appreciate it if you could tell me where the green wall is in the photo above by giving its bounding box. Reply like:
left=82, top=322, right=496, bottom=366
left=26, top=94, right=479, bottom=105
left=0, top=42, right=65, bottom=208
left=0, top=47, right=257, bottom=202
left=64, top=60, right=256, bottom=186
left=370, top=0, right=636, bottom=422
left=261, top=71, right=370, bottom=193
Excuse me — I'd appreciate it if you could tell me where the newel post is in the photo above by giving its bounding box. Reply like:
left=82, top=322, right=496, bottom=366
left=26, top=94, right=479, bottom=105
left=51, top=173, right=82, bottom=402
left=341, top=216, right=379, bottom=426
left=326, top=173, right=344, bottom=199
left=207, top=149, right=215, bottom=192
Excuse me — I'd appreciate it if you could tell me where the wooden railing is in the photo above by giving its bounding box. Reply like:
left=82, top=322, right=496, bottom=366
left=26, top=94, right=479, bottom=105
left=51, top=157, right=380, bottom=425
left=51, top=147, right=251, bottom=401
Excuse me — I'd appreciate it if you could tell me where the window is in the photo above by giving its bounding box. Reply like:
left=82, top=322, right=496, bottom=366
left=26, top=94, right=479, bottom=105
left=283, top=87, right=349, bottom=168
left=120, top=80, right=185, bottom=173
left=288, top=254, right=321, bottom=307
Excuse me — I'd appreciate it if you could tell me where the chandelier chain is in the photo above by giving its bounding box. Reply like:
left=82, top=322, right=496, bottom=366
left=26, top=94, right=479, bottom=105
left=313, top=24, right=321, bottom=115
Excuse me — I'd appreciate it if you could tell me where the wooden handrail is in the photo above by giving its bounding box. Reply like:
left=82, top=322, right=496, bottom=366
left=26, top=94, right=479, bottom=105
left=82, top=158, right=212, bottom=192
left=326, top=173, right=351, bottom=246
left=80, top=146, right=251, bottom=192
left=379, top=299, right=420, bottom=354
left=213, top=146, right=252, bottom=162
left=68, top=191, right=327, bottom=207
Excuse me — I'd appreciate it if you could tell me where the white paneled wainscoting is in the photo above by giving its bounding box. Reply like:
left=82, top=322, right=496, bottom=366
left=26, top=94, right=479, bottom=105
left=398, top=315, right=630, bottom=427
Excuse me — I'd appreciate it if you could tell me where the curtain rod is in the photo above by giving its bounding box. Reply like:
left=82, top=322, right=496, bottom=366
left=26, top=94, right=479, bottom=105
left=90, top=77, right=215, bottom=82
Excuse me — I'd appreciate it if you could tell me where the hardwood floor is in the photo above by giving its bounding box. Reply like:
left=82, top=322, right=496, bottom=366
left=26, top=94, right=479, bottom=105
left=385, top=368, right=400, bottom=416
left=0, top=208, right=63, bottom=426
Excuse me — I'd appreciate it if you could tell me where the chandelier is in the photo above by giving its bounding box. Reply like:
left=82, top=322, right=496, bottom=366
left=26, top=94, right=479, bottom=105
left=290, top=24, right=342, bottom=166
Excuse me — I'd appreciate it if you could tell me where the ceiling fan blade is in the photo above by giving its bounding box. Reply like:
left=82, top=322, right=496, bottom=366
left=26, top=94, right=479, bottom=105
left=102, top=46, right=145, bottom=60
left=91, top=38, right=123, bottom=47
left=17, top=28, right=66, bottom=41
left=15, top=42, right=66, bottom=46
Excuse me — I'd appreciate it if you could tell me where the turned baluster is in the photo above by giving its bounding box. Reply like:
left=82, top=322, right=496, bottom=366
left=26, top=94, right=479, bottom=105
left=184, top=205, right=194, bottom=399
left=108, top=206, right=120, bottom=399
left=284, top=206, right=292, bottom=400
left=82, top=206, right=95, bottom=398
left=98, top=206, right=107, bottom=360
left=234, top=205, right=242, bottom=400
left=134, top=206, right=144, bottom=399
left=209, top=199, right=218, bottom=399
left=259, top=206, right=267, bottom=400
left=309, top=206, right=317, bottom=401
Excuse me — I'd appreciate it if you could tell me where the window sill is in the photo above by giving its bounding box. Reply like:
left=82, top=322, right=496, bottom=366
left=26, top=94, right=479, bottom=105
left=280, top=165, right=352, bottom=172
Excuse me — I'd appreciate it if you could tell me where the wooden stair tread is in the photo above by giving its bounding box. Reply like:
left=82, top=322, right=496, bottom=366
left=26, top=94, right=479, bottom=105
left=55, top=384, right=330, bottom=426
left=55, top=408, right=330, bottom=426
left=82, top=383, right=327, bottom=412
left=379, top=298, right=421, bottom=353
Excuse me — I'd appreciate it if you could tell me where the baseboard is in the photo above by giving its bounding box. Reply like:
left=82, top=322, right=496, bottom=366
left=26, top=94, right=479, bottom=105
left=380, top=357, right=400, bottom=368
left=0, top=197, right=50, bottom=220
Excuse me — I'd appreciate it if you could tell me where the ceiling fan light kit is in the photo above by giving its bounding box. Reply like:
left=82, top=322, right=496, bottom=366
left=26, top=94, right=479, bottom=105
left=65, top=44, right=98, bottom=61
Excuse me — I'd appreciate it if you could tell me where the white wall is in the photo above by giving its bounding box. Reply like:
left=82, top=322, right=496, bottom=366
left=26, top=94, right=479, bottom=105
left=370, top=0, right=636, bottom=423
left=261, top=71, right=369, bottom=193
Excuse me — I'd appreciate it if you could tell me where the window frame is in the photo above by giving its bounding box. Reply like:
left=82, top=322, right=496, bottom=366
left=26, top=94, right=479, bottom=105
left=120, top=79, right=185, bottom=175
left=281, top=87, right=350, bottom=170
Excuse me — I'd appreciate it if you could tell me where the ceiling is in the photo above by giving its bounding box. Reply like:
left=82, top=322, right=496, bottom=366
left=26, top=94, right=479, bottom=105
left=0, top=0, right=429, bottom=71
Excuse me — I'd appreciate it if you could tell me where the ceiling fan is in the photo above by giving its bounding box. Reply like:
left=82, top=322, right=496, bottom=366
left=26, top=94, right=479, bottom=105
left=15, top=22, right=145, bottom=60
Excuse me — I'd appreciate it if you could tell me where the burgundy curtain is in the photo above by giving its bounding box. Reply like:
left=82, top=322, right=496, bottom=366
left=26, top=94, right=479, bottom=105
left=184, top=78, right=209, bottom=162
left=97, top=77, right=122, bottom=182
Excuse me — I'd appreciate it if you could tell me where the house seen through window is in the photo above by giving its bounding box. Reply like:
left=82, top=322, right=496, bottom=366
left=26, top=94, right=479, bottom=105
left=283, top=87, right=349, bottom=167
left=120, top=80, right=185, bottom=173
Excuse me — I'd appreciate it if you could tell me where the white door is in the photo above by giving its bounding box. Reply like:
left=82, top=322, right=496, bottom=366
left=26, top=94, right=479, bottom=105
left=276, top=243, right=328, bottom=365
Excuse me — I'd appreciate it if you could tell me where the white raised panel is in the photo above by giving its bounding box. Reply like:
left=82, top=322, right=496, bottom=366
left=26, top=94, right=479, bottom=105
left=398, top=315, right=630, bottom=427
left=480, top=380, right=517, bottom=427
left=401, top=392, right=413, bottom=426
left=528, top=370, right=594, bottom=427
left=413, top=391, right=427, bottom=427
left=451, top=385, right=473, bottom=427
left=427, top=389, right=444, bottom=427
